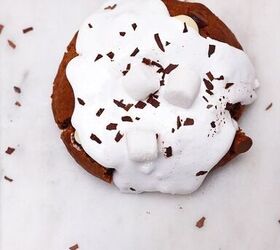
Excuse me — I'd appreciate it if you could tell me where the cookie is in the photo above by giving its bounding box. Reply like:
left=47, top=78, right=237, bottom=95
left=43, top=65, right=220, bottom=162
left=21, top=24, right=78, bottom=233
left=52, top=0, right=257, bottom=194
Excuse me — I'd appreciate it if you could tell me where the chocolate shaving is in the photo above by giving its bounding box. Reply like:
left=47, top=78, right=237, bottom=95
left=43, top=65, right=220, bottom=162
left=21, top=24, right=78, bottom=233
left=119, top=32, right=126, bottom=37
left=88, top=23, right=93, bottom=28
left=147, top=95, right=160, bottom=108
left=210, top=121, right=216, bottom=128
left=107, top=52, right=115, bottom=60
left=5, top=147, right=15, bottom=155
left=115, top=131, right=123, bottom=142
left=171, top=128, right=175, bottom=133
left=177, top=116, right=182, bottom=129
left=184, top=118, right=194, bottom=126
left=122, top=63, right=131, bottom=76
left=77, top=98, right=85, bottom=106
left=15, top=101, right=21, bottom=107
left=164, top=64, right=178, bottom=74
left=94, top=54, right=103, bottom=62
left=142, top=58, right=152, bottom=65
left=225, top=82, right=234, bottom=89
left=122, top=116, right=133, bottom=122
left=132, top=23, right=137, bottom=31
left=104, top=4, right=117, bottom=10
left=206, top=104, right=213, bottom=109
left=206, top=71, right=214, bottom=81
left=113, top=99, right=133, bottom=111
left=216, top=75, right=224, bottom=81
left=196, top=171, right=208, bottom=176
left=265, top=103, right=273, bottom=111
left=69, top=244, right=79, bottom=250
left=208, top=45, right=216, bottom=58
left=8, top=40, right=16, bottom=49
left=135, top=117, right=140, bottom=121
left=106, top=123, right=118, bottom=130
left=135, top=101, right=146, bottom=109
left=188, top=11, right=208, bottom=29
left=96, top=108, right=105, bottom=117
left=160, top=79, right=165, bottom=86
left=183, top=22, right=188, bottom=33
left=130, top=187, right=136, bottom=191
left=165, top=41, right=171, bottom=46
left=4, top=176, right=13, bottom=182
left=164, top=146, right=173, bottom=158
left=206, top=89, right=214, bottom=96
left=196, top=217, right=206, bottom=228
left=13, top=86, right=21, bottom=93
left=90, top=133, right=102, bottom=144
left=130, top=47, right=140, bottom=57
left=202, top=96, right=208, bottom=103
left=154, top=33, right=165, bottom=52
left=0, top=24, right=4, bottom=34
left=22, top=27, right=34, bottom=34
left=203, top=78, right=214, bottom=90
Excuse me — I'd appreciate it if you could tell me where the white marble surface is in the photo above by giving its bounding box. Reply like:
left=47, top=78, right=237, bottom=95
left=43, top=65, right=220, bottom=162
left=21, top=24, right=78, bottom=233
left=0, top=0, right=279, bottom=249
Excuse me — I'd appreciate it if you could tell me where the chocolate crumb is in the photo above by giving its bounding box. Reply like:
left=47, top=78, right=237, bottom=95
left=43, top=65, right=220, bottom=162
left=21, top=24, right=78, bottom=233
left=69, top=244, right=79, bottom=250
left=88, top=23, right=93, bottom=28
left=77, top=98, right=85, bottom=106
left=106, top=123, right=118, bottom=130
left=5, top=147, right=15, bottom=155
left=164, top=64, right=178, bottom=74
left=8, top=40, right=16, bottom=49
left=96, top=108, right=105, bottom=117
left=165, top=41, right=171, bottom=46
left=94, top=54, right=103, bottom=62
left=135, top=101, right=146, bottom=109
left=210, top=121, right=216, bottom=128
left=115, top=131, right=123, bottom=142
left=147, top=95, right=160, bottom=108
left=196, top=217, right=206, bottom=228
left=154, top=33, right=165, bottom=52
left=132, top=23, right=137, bottom=31
left=208, top=44, right=216, bottom=58
left=196, top=171, right=208, bottom=176
left=130, top=47, right=140, bottom=57
left=119, top=32, right=126, bottom=36
left=107, top=51, right=115, bottom=60
left=225, top=83, right=234, bottom=89
left=203, top=78, right=214, bottom=90
left=0, top=24, right=4, bottom=34
left=90, top=133, right=102, bottom=144
left=15, top=101, right=21, bottom=107
left=206, top=71, right=214, bottom=81
left=177, top=116, right=182, bottom=129
left=130, top=187, right=136, bottom=191
left=13, top=86, right=21, bottom=94
left=22, top=27, right=34, bottom=34
left=122, top=116, right=133, bottom=122
left=113, top=99, right=133, bottom=111
left=135, top=117, right=140, bottom=121
left=183, top=22, right=188, bottom=33
left=171, top=128, right=175, bottom=133
left=184, top=118, right=194, bottom=126
left=164, top=146, right=173, bottom=158
left=265, top=103, right=273, bottom=111
left=104, top=4, right=117, bottom=10
left=4, top=176, right=13, bottom=182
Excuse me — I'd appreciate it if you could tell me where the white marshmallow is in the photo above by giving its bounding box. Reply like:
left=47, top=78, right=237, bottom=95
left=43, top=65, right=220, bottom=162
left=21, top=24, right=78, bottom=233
left=163, top=66, right=201, bottom=108
left=122, top=62, right=160, bottom=101
left=126, top=129, right=158, bottom=162
left=173, top=15, right=199, bottom=32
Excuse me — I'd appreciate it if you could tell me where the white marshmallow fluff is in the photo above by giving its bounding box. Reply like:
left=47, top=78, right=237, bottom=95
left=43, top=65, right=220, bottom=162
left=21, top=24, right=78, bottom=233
left=66, top=0, right=258, bottom=194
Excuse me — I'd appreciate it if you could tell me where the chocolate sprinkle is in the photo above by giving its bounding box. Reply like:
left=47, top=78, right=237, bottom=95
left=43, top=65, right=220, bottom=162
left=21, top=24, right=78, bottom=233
left=132, top=23, right=137, bottom=31
left=106, top=123, right=118, bottom=130
left=265, top=103, right=273, bottom=111
left=122, top=116, right=133, bottom=122
left=210, top=121, right=216, bottom=128
left=0, top=24, right=4, bottom=34
left=184, top=118, right=194, bottom=126
left=5, top=147, right=15, bottom=155
left=94, top=54, right=103, bottom=62
left=77, top=98, right=85, bottom=106
left=147, top=95, right=160, bottom=108
left=202, top=96, right=209, bottom=102
left=104, top=4, right=117, bottom=10
left=113, top=99, right=133, bottom=111
left=96, top=108, right=105, bottom=117
left=135, top=101, right=147, bottom=109
left=225, top=82, right=234, bottom=89
left=206, top=71, right=214, bottom=81
left=8, top=40, right=16, bottom=49
left=208, top=44, right=216, bottom=58
left=22, top=27, right=34, bottom=34
left=69, top=244, right=79, bottom=250
left=90, top=133, right=102, bottom=144
left=164, top=146, right=173, bottom=158
left=164, top=64, right=178, bottom=74
left=196, top=217, right=206, bottom=228
left=88, top=23, right=93, bottom=28
left=196, top=171, right=208, bottom=176
left=183, top=22, right=188, bottom=33
left=13, top=86, right=21, bottom=93
left=119, top=32, right=126, bottom=37
left=107, top=51, right=115, bottom=60
left=177, top=116, right=182, bottom=129
left=154, top=33, right=165, bottom=52
left=4, top=176, right=13, bottom=182
left=130, top=47, right=140, bottom=57
left=115, top=131, right=123, bottom=142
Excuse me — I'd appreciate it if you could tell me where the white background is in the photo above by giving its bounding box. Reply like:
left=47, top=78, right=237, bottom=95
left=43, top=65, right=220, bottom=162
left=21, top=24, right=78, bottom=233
left=0, top=0, right=279, bottom=249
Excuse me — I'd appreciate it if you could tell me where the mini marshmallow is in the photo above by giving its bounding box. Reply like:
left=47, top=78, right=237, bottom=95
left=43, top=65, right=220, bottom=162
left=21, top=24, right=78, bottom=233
left=164, top=66, right=201, bottom=109
left=122, top=62, right=160, bottom=101
left=174, top=15, right=199, bottom=32
left=126, top=129, right=158, bottom=162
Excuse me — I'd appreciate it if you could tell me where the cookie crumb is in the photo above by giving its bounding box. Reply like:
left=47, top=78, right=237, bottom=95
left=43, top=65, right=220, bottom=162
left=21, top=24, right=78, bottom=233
left=5, top=147, right=15, bottom=155
left=196, top=217, right=206, bottom=228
